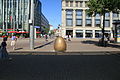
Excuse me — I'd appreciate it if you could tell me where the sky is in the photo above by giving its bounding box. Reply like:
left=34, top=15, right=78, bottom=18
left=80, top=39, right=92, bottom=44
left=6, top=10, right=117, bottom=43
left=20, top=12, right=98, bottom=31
left=40, top=0, right=61, bottom=29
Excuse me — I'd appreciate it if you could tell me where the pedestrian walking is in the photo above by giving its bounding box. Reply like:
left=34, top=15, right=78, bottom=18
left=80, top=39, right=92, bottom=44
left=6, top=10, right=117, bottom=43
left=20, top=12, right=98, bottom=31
left=11, top=34, right=17, bottom=50
left=3, top=35, right=8, bottom=41
left=45, top=34, right=48, bottom=41
left=68, top=35, right=71, bottom=41
left=0, top=37, right=9, bottom=59
left=107, top=34, right=110, bottom=42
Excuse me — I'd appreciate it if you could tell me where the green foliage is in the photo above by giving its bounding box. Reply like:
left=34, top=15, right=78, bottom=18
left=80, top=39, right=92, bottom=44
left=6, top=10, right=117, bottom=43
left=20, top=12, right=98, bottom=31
left=2, top=32, right=7, bottom=35
left=50, top=30, right=55, bottom=35
left=87, top=0, right=120, bottom=44
left=87, top=0, right=120, bottom=16
left=44, top=27, right=50, bottom=34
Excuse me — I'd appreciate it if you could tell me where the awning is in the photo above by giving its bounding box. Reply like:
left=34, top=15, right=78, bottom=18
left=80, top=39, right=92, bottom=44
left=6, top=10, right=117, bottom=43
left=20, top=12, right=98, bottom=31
left=76, top=30, right=83, bottom=33
left=16, top=31, right=28, bottom=33
left=8, top=31, right=17, bottom=33
left=36, top=32, right=41, bottom=33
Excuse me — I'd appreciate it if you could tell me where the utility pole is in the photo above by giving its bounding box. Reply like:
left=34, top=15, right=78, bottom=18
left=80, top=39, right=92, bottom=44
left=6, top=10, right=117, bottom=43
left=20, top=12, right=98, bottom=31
left=29, top=0, right=34, bottom=50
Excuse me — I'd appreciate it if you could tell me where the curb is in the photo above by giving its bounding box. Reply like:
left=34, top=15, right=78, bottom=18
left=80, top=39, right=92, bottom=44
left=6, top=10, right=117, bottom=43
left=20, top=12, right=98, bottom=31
left=8, top=51, right=120, bottom=56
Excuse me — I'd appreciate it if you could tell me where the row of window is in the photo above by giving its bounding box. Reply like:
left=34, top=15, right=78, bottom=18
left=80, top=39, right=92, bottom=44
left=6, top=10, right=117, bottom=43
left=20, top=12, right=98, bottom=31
left=66, top=18, right=111, bottom=27
left=65, top=10, right=119, bottom=27
left=75, top=30, right=110, bottom=38
left=65, top=1, right=88, bottom=7
left=66, top=10, right=119, bottom=18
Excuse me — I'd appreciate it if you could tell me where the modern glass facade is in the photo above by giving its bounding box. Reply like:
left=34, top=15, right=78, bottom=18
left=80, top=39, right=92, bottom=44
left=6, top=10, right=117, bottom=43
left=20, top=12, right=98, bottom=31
left=0, top=0, right=49, bottom=34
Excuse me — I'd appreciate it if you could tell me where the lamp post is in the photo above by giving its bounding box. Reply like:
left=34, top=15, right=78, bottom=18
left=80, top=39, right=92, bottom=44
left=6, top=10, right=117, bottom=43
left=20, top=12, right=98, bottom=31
left=29, top=0, right=34, bottom=50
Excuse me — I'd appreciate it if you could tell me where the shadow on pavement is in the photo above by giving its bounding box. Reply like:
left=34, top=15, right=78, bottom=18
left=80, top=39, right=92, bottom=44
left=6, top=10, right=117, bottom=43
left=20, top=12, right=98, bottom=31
left=81, top=40, right=99, bottom=45
left=0, top=54, right=120, bottom=80
left=81, top=40, right=120, bottom=49
left=15, top=48, right=23, bottom=50
left=34, top=41, right=54, bottom=49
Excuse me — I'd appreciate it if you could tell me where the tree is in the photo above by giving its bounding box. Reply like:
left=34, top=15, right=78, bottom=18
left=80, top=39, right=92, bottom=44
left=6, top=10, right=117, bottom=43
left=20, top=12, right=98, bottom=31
left=87, top=0, right=120, bottom=46
left=44, top=27, right=50, bottom=34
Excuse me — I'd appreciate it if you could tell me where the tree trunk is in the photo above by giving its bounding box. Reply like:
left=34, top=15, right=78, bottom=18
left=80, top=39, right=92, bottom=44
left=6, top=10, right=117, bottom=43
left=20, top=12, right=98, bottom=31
left=102, top=12, right=106, bottom=46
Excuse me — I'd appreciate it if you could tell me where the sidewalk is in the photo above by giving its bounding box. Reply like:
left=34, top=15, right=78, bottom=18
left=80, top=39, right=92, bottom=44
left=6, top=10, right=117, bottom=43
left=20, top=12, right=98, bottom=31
left=1, top=38, right=120, bottom=54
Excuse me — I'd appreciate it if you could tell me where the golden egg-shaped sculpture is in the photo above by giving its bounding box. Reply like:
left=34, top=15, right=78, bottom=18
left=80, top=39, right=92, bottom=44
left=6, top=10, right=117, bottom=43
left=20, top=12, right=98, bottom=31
left=54, top=36, right=67, bottom=52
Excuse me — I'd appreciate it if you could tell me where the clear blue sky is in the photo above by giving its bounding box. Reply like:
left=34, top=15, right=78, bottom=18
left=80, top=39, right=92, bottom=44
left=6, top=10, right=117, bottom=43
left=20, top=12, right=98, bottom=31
left=40, top=0, right=61, bottom=29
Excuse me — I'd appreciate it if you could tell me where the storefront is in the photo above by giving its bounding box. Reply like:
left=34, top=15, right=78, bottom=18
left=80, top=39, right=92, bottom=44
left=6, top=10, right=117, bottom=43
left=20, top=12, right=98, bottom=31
left=66, top=30, right=73, bottom=37
left=85, top=30, right=93, bottom=38
left=76, top=30, right=83, bottom=38
left=113, top=20, right=120, bottom=43
left=95, top=30, right=102, bottom=38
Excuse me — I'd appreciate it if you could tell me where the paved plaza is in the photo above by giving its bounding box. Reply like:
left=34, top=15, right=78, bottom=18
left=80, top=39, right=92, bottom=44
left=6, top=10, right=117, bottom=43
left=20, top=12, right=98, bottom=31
left=1, top=37, right=120, bottom=53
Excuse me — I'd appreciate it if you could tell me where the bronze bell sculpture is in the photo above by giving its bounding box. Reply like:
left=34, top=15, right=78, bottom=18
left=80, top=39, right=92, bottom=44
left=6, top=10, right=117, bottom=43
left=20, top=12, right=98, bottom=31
left=54, top=36, right=67, bottom=52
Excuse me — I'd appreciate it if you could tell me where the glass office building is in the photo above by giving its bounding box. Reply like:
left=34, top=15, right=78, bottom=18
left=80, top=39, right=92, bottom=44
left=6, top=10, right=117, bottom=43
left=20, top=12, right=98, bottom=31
left=0, top=0, right=49, bottom=34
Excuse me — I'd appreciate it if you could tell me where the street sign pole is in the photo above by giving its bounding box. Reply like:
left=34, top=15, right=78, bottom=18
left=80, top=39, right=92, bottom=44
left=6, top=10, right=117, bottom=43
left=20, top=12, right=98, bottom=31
left=29, top=0, right=34, bottom=50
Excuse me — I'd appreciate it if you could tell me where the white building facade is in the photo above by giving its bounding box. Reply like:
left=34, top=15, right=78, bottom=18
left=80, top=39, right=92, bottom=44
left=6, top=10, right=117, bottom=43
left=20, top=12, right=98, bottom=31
left=61, top=0, right=120, bottom=38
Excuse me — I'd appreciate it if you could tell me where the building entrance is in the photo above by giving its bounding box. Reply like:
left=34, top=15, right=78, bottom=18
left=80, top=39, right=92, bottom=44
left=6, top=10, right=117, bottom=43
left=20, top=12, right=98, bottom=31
left=66, top=30, right=73, bottom=37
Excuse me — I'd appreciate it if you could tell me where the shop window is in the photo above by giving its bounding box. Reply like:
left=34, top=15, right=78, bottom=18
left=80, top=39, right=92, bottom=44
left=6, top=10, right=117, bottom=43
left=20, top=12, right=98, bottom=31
left=95, top=30, right=102, bottom=38
left=76, top=30, right=83, bottom=38
left=85, top=30, right=92, bottom=38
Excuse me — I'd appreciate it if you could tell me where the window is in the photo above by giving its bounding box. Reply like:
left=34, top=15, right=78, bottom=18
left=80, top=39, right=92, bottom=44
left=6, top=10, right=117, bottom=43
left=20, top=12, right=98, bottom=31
left=95, top=30, right=102, bottom=38
left=105, top=12, right=110, bottom=17
left=95, top=19, right=101, bottom=27
left=70, top=1, right=73, bottom=7
left=85, top=1, right=88, bottom=7
left=76, top=30, right=83, bottom=38
left=76, top=19, right=82, bottom=26
left=113, top=13, right=119, bottom=18
left=66, top=10, right=73, bottom=15
left=86, top=19, right=92, bottom=26
left=113, top=20, right=118, bottom=23
left=76, top=1, right=79, bottom=7
left=95, top=13, right=100, bottom=17
left=66, top=1, right=69, bottom=7
left=66, top=19, right=73, bottom=26
left=80, top=1, right=82, bottom=7
left=85, top=30, right=93, bottom=38
left=66, top=10, right=73, bottom=26
left=105, top=20, right=110, bottom=27
left=76, top=10, right=82, bottom=16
